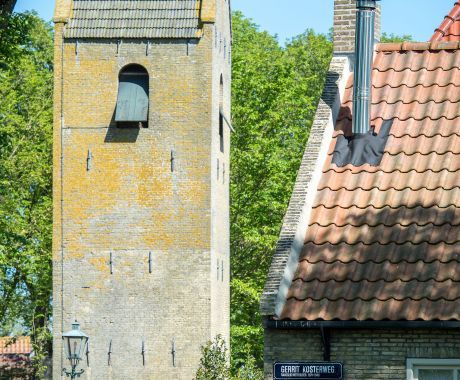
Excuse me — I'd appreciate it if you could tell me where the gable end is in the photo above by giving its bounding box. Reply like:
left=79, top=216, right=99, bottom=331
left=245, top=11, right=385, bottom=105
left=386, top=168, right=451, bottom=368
left=260, top=56, right=351, bottom=317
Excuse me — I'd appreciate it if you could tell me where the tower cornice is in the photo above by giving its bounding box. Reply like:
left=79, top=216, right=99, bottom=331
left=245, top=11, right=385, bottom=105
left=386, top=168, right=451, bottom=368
left=200, top=0, right=216, bottom=23
left=53, top=0, right=72, bottom=23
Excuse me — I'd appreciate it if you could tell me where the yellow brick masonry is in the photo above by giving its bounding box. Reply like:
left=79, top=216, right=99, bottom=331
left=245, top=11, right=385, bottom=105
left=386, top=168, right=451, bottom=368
left=201, top=0, right=217, bottom=23
left=333, top=0, right=381, bottom=53
left=264, top=329, right=460, bottom=380
left=53, top=0, right=71, bottom=23
left=210, top=0, right=231, bottom=347
left=52, top=1, right=231, bottom=378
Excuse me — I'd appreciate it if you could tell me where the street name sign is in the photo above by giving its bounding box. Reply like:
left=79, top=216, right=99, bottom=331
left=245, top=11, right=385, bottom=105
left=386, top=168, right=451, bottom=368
left=273, top=362, right=343, bottom=380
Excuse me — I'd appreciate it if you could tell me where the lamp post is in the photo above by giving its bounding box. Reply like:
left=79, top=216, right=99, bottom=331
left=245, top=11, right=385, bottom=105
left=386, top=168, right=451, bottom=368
left=62, top=321, right=89, bottom=379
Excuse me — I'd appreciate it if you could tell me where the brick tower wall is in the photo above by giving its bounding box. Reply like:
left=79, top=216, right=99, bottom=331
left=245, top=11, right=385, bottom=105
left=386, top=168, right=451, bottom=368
left=52, top=1, right=231, bottom=378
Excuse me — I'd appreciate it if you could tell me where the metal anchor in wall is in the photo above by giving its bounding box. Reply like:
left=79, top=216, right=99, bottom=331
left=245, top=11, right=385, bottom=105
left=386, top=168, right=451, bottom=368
left=142, top=340, right=146, bottom=366
left=171, top=339, right=176, bottom=367
left=108, top=339, right=113, bottom=366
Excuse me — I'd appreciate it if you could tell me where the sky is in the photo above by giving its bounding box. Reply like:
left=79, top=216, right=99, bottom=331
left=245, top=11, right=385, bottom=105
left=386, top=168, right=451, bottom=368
left=15, top=0, right=454, bottom=43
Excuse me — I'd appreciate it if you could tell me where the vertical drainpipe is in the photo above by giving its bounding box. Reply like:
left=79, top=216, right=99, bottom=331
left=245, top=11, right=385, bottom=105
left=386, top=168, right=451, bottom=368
left=353, top=0, right=379, bottom=134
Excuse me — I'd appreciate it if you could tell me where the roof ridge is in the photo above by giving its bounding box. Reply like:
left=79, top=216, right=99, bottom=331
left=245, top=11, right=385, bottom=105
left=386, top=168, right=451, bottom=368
left=376, top=41, right=460, bottom=52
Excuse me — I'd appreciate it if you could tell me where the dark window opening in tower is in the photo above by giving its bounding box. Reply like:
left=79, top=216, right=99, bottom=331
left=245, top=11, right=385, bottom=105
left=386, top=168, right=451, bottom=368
left=115, top=64, right=149, bottom=128
left=219, top=74, right=224, bottom=152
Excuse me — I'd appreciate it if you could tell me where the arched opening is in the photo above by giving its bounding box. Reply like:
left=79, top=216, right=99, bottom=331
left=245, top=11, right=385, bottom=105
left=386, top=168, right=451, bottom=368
left=115, top=64, right=149, bottom=127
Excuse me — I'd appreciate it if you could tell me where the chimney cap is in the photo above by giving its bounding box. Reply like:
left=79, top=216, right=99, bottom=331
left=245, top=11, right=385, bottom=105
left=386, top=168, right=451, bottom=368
left=356, top=0, right=380, bottom=9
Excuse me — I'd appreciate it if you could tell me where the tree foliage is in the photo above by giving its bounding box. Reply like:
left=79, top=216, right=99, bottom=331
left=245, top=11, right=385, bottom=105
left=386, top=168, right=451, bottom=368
left=0, top=11, right=53, bottom=377
left=196, top=335, right=263, bottom=380
left=195, top=335, right=230, bottom=380
left=0, top=8, right=333, bottom=379
left=230, top=11, right=332, bottom=374
left=381, top=32, right=414, bottom=42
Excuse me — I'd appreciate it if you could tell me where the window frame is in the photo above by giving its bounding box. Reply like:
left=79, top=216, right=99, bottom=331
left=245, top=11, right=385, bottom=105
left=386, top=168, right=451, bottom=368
left=115, top=64, right=149, bottom=127
left=407, top=358, right=460, bottom=380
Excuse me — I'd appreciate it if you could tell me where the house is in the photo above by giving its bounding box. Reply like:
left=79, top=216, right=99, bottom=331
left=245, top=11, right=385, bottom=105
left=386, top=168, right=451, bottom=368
left=261, top=1, right=460, bottom=379
left=0, top=337, right=33, bottom=379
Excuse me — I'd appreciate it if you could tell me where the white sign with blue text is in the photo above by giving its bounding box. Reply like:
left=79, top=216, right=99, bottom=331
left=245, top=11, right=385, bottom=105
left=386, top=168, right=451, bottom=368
left=273, top=362, right=343, bottom=380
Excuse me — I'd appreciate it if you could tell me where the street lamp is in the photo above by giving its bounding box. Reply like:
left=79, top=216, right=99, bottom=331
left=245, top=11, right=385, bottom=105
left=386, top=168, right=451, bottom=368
left=62, top=321, right=89, bottom=379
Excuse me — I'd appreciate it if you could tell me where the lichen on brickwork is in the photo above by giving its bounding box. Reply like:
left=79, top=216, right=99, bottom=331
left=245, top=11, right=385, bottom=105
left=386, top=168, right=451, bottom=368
left=52, top=1, right=231, bottom=379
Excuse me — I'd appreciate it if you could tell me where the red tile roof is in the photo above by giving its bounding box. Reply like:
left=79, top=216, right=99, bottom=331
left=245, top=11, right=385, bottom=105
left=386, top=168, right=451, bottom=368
left=0, top=337, right=32, bottom=355
left=431, top=2, right=460, bottom=42
left=280, top=41, right=460, bottom=321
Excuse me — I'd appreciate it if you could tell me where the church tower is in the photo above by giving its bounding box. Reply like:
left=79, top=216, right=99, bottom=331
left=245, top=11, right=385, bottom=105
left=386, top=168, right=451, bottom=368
left=52, top=1, right=231, bottom=378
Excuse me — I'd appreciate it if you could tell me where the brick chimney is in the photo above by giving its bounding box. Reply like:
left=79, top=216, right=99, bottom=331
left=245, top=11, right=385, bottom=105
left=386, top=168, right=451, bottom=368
left=333, top=0, right=381, bottom=54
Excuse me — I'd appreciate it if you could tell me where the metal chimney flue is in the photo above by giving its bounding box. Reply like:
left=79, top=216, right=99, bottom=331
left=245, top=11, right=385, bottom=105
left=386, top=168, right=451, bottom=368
left=332, top=0, right=390, bottom=167
left=353, top=0, right=379, bottom=135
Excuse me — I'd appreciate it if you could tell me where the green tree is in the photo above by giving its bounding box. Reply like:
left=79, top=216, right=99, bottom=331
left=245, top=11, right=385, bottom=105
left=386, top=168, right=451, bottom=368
left=230, top=11, right=332, bottom=374
left=0, top=11, right=53, bottom=378
left=0, top=9, right=334, bottom=379
left=381, top=32, right=413, bottom=42
left=195, top=335, right=230, bottom=380
left=233, top=356, right=264, bottom=380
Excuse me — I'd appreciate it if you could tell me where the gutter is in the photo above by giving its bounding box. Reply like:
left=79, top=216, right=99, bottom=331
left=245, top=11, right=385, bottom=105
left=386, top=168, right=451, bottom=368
left=264, top=319, right=460, bottom=330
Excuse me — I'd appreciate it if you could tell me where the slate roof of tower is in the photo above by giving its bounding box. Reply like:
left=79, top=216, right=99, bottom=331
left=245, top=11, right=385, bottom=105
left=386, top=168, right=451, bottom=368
left=431, top=1, right=460, bottom=42
left=277, top=40, right=460, bottom=321
left=64, top=0, right=202, bottom=39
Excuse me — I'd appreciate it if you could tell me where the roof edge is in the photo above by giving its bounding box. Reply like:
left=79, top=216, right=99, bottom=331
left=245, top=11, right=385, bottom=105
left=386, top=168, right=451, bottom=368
left=264, top=319, right=460, bottom=330
left=260, top=56, right=351, bottom=317
left=431, top=1, right=460, bottom=41
left=376, top=41, right=460, bottom=52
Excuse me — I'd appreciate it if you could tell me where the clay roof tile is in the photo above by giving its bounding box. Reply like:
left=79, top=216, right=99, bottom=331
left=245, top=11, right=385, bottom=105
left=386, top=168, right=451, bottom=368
left=431, top=1, right=460, bottom=42
left=279, top=7, right=460, bottom=322
left=0, top=337, right=32, bottom=355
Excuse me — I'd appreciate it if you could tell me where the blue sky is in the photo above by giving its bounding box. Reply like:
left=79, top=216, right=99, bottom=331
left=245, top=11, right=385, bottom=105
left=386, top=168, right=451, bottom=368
left=15, top=0, right=454, bottom=43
